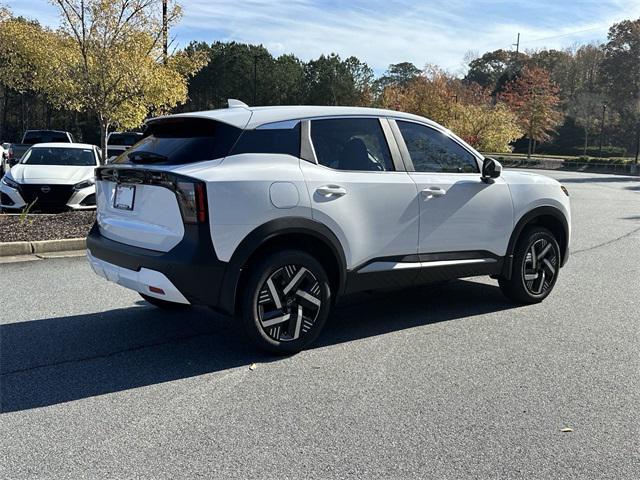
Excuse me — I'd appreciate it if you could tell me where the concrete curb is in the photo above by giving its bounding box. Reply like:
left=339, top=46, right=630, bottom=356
left=0, top=238, right=86, bottom=257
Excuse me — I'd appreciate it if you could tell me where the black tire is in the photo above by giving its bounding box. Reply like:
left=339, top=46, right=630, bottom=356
left=499, top=226, right=561, bottom=304
left=241, top=249, right=332, bottom=354
left=139, top=293, right=190, bottom=310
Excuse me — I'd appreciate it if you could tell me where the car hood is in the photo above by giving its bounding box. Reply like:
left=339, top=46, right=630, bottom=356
left=10, top=164, right=95, bottom=185
left=501, top=169, right=561, bottom=186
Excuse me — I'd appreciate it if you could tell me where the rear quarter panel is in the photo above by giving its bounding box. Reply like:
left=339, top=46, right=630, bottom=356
left=181, top=154, right=312, bottom=262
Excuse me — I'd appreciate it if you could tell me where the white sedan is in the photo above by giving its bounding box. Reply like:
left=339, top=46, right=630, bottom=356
left=0, top=142, right=101, bottom=212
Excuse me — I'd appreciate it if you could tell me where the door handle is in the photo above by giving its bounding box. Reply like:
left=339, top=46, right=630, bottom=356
left=316, top=185, right=347, bottom=197
left=421, top=186, right=446, bottom=198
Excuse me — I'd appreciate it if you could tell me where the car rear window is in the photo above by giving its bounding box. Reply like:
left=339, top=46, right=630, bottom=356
left=108, top=133, right=143, bottom=146
left=114, top=118, right=242, bottom=165
left=23, top=131, right=70, bottom=144
left=107, top=148, right=124, bottom=158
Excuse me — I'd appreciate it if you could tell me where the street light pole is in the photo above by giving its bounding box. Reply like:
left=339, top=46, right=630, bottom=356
left=598, top=103, right=607, bottom=158
left=635, top=123, right=639, bottom=165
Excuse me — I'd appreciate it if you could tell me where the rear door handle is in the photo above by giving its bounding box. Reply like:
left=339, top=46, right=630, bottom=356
left=421, top=186, right=446, bottom=198
left=316, top=185, right=347, bottom=197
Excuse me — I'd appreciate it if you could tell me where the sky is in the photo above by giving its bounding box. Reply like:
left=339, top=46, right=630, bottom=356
left=7, top=0, right=640, bottom=74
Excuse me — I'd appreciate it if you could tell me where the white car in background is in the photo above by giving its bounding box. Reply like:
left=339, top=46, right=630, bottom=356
left=0, top=142, right=101, bottom=212
left=106, top=131, right=144, bottom=163
left=0, top=142, right=8, bottom=175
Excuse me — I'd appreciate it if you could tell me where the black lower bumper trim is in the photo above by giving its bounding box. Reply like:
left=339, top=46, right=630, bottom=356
left=86, top=223, right=229, bottom=309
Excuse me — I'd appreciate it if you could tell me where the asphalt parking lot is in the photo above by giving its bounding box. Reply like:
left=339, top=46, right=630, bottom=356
left=1, top=169, right=639, bottom=479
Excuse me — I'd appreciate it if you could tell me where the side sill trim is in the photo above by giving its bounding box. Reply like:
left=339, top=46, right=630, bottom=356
left=358, top=258, right=497, bottom=274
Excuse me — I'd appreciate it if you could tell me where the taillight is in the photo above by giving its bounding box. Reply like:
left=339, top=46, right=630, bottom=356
left=176, top=181, right=207, bottom=224
left=196, top=183, right=207, bottom=223
left=95, top=167, right=208, bottom=224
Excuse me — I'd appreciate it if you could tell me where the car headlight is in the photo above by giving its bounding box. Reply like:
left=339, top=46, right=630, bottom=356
left=1, top=175, right=19, bottom=189
left=74, top=178, right=95, bottom=190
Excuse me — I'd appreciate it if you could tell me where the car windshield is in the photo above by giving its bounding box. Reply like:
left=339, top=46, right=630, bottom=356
left=21, top=147, right=96, bottom=166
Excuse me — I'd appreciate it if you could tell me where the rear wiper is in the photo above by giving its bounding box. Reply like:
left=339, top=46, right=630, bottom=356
left=127, top=151, right=168, bottom=164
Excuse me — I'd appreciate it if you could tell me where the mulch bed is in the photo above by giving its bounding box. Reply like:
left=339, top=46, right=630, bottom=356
left=0, top=211, right=96, bottom=243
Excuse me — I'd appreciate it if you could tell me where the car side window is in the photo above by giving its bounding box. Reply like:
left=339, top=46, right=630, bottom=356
left=310, top=118, right=394, bottom=172
left=231, top=123, right=301, bottom=157
left=397, top=121, right=479, bottom=173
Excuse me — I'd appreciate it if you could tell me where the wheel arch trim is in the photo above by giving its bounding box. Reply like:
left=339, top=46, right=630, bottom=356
left=218, top=217, right=347, bottom=315
left=502, top=206, right=569, bottom=279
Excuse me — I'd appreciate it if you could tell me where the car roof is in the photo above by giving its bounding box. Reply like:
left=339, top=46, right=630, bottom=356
left=30, top=142, right=96, bottom=149
left=148, top=104, right=442, bottom=130
left=25, top=129, right=69, bottom=133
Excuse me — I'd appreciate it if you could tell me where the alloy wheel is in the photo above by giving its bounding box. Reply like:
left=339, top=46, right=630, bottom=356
left=256, top=264, right=322, bottom=342
left=522, top=238, right=558, bottom=296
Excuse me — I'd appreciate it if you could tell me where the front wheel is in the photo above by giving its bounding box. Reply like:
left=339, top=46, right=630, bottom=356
left=241, top=250, right=332, bottom=354
left=499, top=226, right=561, bottom=304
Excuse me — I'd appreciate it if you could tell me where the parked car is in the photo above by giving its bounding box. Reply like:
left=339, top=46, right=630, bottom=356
left=106, top=131, right=143, bottom=163
left=86, top=100, right=571, bottom=353
left=0, top=142, right=9, bottom=176
left=1, top=143, right=100, bottom=212
left=8, top=130, right=75, bottom=167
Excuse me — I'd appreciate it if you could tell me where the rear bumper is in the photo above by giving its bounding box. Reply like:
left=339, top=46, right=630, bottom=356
left=86, top=223, right=229, bottom=310
left=88, top=251, right=190, bottom=304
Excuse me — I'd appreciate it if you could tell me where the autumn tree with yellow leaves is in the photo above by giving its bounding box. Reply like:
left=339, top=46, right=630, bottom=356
left=381, top=66, right=521, bottom=153
left=0, top=0, right=207, bottom=158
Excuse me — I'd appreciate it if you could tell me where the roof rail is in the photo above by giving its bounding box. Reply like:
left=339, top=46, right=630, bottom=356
left=227, top=98, right=249, bottom=108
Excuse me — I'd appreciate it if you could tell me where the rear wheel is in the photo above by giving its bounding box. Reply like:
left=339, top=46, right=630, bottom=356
left=241, top=250, right=332, bottom=354
left=139, top=293, right=190, bottom=310
left=499, top=226, right=561, bottom=304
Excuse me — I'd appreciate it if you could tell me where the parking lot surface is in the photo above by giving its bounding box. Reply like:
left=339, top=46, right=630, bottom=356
left=1, top=170, right=639, bottom=479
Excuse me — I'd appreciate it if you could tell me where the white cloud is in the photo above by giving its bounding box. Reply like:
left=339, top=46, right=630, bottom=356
left=8, top=0, right=640, bottom=73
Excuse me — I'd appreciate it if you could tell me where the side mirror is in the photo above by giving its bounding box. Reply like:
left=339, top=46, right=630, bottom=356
left=481, top=157, right=502, bottom=182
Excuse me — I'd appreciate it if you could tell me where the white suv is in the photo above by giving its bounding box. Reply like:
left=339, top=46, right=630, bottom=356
left=87, top=100, right=571, bottom=353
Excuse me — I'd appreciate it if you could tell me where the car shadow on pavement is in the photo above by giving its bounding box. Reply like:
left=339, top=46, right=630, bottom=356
left=1, top=279, right=517, bottom=413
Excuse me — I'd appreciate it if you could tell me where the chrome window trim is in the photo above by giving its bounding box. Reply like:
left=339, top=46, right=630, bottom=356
left=358, top=257, right=497, bottom=274
left=255, top=120, right=301, bottom=130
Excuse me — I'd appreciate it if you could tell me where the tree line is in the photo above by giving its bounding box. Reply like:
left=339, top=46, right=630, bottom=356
left=1, top=1, right=639, bottom=159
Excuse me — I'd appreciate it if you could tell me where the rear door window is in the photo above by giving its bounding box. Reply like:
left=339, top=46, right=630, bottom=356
left=114, top=118, right=242, bottom=165
left=310, top=118, right=394, bottom=171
